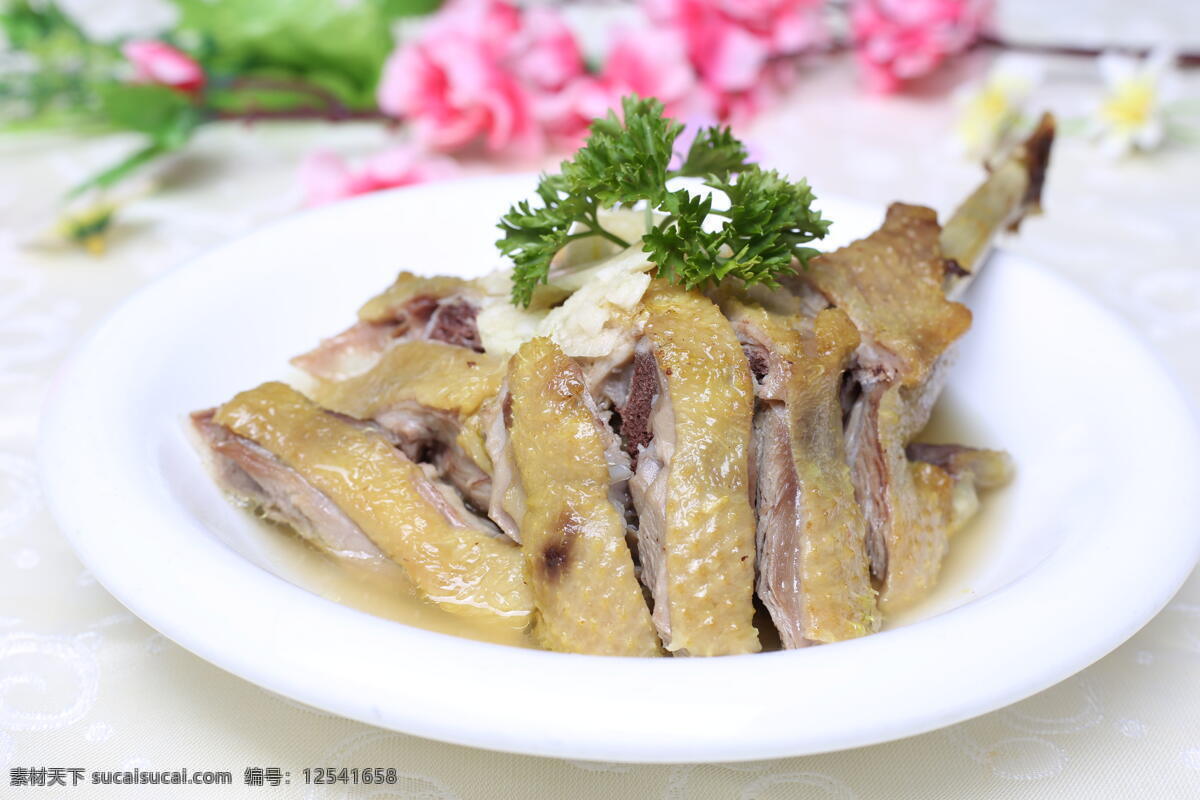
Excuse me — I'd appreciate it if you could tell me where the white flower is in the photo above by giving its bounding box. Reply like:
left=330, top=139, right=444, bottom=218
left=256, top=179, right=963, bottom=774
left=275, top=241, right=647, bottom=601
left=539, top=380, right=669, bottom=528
left=1092, top=48, right=1180, bottom=156
left=954, top=55, right=1044, bottom=159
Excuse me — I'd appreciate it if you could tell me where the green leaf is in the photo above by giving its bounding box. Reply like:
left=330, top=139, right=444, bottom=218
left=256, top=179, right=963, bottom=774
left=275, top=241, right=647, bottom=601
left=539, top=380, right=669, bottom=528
left=170, top=0, right=434, bottom=109
left=497, top=174, right=600, bottom=307
left=497, top=94, right=831, bottom=306
left=676, top=125, right=751, bottom=178
left=562, top=96, right=681, bottom=208
left=95, top=83, right=201, bottom=145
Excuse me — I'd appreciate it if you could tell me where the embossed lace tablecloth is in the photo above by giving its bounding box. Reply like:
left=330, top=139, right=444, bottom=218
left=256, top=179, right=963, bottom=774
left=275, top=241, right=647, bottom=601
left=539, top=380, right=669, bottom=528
left=2, top=53, right=1199, bottom=799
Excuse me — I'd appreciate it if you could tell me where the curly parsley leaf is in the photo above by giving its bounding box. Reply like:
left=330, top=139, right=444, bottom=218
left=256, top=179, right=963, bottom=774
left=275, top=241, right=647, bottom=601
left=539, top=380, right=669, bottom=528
left=676, top=125, right=751, bottom=178
left=497, top=95, right=830, bottom=306
left=561, top=96, right=680, bottom=208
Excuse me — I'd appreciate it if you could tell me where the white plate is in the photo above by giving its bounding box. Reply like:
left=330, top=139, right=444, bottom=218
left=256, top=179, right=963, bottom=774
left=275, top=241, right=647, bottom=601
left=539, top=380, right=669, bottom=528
left=40, top=175, right=1200, bottom=762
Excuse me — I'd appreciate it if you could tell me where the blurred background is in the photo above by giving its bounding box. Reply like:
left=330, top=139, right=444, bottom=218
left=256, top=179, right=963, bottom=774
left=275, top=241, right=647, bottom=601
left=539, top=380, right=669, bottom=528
left=3, top=0, right=1197, bottom=430
left=2, top=2, right=1200, bottom=797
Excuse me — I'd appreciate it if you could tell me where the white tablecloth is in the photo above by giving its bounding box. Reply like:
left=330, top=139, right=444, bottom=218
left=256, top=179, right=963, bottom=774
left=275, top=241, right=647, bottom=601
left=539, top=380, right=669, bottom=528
left=2, top=52, right=1199, bottom=798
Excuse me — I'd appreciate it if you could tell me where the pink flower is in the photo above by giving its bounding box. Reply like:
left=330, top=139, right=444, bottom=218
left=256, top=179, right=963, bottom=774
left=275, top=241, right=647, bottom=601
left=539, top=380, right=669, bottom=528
left=378, top=30, right=539, bottom=154
left=535, top=76, right=615, bottom=146
left=511, top=7, right=585, bottom=94
left=644, top=0, right=826, bottom=95
left=376, top=0, right=588, bottom=155
left=601, top=27, right=696, bottom=116
left=122, top=40, right=205, bottom=94
left=427, top=0, right=521, bottom=59
left=299, top=146, right=458, bottom=207
left=851, top=0, right=990, bottom=93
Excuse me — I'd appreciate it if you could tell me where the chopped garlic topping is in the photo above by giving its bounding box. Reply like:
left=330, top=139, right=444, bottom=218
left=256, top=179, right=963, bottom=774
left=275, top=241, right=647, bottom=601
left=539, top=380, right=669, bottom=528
left=542, top=246, right=652, bottom=358
left=477, top=298, right=548, bottom=357
left=477, top=234, right=655, bottom=358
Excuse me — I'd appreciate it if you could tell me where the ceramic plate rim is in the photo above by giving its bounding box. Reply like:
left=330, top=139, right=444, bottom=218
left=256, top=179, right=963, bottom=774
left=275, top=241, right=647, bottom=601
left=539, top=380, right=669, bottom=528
left=38, top=175, right=1200, bottom=763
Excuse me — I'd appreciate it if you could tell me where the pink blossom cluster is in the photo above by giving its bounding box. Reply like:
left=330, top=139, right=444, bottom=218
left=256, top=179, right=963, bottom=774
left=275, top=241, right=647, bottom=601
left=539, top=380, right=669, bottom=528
left=301, top=0, right=988, bottom=203
left=376, top=0, right=832, bottom=157
left=851, top=0, right=991, bottom=94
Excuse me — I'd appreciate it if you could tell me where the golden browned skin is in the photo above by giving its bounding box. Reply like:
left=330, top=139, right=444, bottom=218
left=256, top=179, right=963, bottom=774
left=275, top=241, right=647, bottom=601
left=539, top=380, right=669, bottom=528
left=634, top=281, right=760, bottom=656
left=505, top=338, right=661, bottom=656
left=313, top=340, right=505, bottom=421
left=806, top=203, right=971, bottom=387
left=214, top=382, right=532, bottom=621
left=730, top=303, right=880, bottom=645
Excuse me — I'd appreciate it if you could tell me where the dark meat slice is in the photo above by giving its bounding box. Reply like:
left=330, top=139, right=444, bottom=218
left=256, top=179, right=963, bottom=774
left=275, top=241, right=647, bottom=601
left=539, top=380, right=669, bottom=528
left=425, top=298, right=483, bottom=351
left=617, top=350, right=657, bottom=469
left=292, top=273, right=484, bottom=381
left=726, top=301, right=880, bottom=648
left=832, top=120, right=1053, bottom=610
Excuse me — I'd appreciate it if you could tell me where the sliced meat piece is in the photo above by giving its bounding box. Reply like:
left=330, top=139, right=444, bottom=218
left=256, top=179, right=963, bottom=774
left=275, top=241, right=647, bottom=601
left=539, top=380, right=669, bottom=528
left=824, top=120, right=1053, bottom=611
left=628, top=281, right=760, bottom=656
left=500, top=337, right=659, bottom=656
left=311, top=340, right=505, bottom=509
left=804, top=203, right=972, bottom=387
left=292, top=273, right=484, bottom=381
left=846, top=382, right=980, bottom=610
left=727, top=303, right=880, bottom=647
left=205, top=382, right=532, bottom=621
left=190, top=409, right=384, bottom=560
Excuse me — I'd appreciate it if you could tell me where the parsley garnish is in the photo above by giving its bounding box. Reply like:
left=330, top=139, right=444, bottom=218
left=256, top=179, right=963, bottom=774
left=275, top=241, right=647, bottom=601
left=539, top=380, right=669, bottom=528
left=497, top=96, right=831, bottom=307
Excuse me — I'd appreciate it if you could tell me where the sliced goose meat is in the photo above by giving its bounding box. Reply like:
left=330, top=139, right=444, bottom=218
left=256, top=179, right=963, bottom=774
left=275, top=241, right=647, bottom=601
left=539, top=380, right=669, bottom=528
left=726, top=302, right=880, bottom=647
left=190, top=409, right=384, bottom=560
left=292, top=273, right=484, bottom=381
left=843, top=381, right=952, bottom=608
left=628, top=281, right=760, bottom=656
left=906, top=443, right=1014, bottom=489
left=805, top=202, right=972, bottom=388
left=497, top=337, right=658, bottom=655
left=899, top=448, right=1012, bottom=593
left=199, top=382, right=532, bottom=621
left=844, top=391, right=1014, bottom=609
left=820, top=120, right=1053, bottom=609
left=807, top=200, right=967, bottom=601
left=311, top=340, right=505, bottom=510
